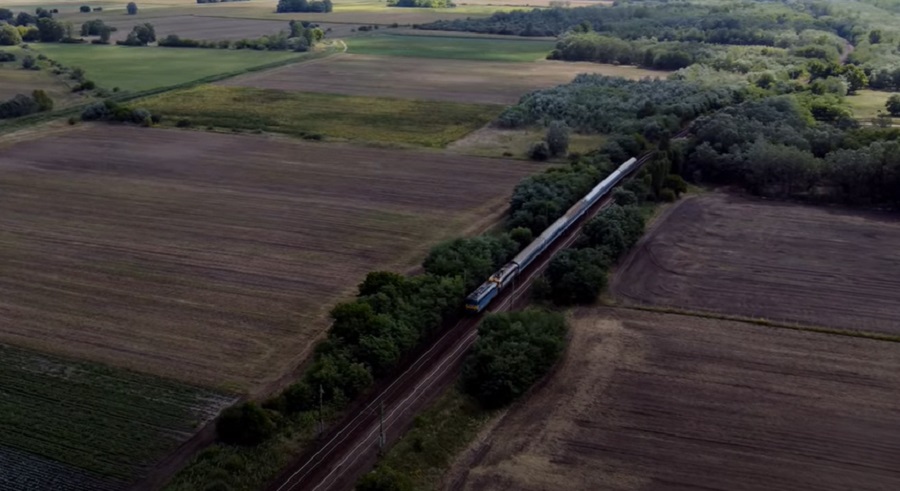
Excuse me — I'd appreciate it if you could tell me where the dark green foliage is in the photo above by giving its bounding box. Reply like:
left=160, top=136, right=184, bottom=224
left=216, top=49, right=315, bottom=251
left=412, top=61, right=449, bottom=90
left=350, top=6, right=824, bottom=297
left=462, top=310, right=567, bottom=408
left=215, top=403, right=275, bottom=446
left=508, top=226, right=533, bottom=250
left=0, top=94, right=39, bottom=119
left=118, top=23, right=155, bottom=46
left=81, top=19, right=113, bottom=36
left=0, top=51, right=15, bottom=62
left=35, top=7, right=53, bottom=19
left=545, top=120, right=569, bottom=157
left=127, top=2, right=138, bottom=15
left=544, top=248, right=609, bottom=304
left=0, top=24, right=21, bottom=46
left=886, top=94, right=900, bottom=116
left=282, top=382, right=315, bottom=413
left=498, top=75, right=736, bottom=135
left=37, top=18, right=66, bottom=42
left=612, top=187, right=638, bottom=206
left=663, top=174, right=688, bottom=197
left=32, top=89, right=53, bottom=111
left=0, top=8, right=12, bottom=22
left=20, top=55, right=35, bottom=69
left=276, top=0, right=333, bottom=13
left=528, top=141, right=550, bottom=161
left=423, top=235, right=517, bottom=291
left=549, top=32, right=698, bottom=70
left=15, top=12, right=36, bottom=27
left=579, top=204, right=645, bottom=259
left=509, top=163, right=602, bottom=234
left=80, top=5, right=92, bottom=13
left=81, top=101, right=110, bottom=120
left=357, top=467, right=413, bottom=491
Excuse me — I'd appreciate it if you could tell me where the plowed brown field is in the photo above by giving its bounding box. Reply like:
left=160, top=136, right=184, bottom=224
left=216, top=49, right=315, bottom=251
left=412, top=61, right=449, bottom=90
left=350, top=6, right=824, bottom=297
left=612, top=192, right=900, bottom=335
left=0, top=126, right=535, bottom=392
left=218, top=54, right=663, bottom=104
left=447, top=309, right=900, bottom=491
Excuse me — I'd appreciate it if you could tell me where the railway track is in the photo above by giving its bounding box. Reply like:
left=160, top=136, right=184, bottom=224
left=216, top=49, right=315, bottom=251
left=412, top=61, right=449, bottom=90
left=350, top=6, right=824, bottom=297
left=267, top=153, right=654, bottom=491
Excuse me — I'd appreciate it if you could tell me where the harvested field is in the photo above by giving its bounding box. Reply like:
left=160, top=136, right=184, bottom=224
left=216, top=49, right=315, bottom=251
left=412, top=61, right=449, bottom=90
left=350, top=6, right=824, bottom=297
left=104, top=15, right=289, bottom=42
left=613, top=192, right=900, bottom=335
left=0, top=126, right=535, bottom=391
left=221, top=54, right=662, bottom=104
left=448, top=308, right=900, bottom=491
left=0, top=343, right=232, bottom=489
left=346, top=34, right=556, bottom=62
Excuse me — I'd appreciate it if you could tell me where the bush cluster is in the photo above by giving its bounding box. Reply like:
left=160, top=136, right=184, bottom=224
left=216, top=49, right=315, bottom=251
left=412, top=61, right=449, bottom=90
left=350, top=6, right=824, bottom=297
left=462, top=310, right=567, bottom=408
left=276, top=0, right=333, bottom=13
left=0, top=89, right=53, bottom=119
left=81, top=100, right=158, bottom=126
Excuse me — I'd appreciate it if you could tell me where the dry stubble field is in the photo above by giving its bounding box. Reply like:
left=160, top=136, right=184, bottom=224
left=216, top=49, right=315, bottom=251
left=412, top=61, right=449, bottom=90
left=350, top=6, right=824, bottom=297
left=613, top=192, right=900, bottom=335
left=104, top=15, right=291, bottom=42
left=219, top=54, right=663, bottom=104
left=448, top=308, right=900, bottom=491
left=0, top=125, right=536, bottom=392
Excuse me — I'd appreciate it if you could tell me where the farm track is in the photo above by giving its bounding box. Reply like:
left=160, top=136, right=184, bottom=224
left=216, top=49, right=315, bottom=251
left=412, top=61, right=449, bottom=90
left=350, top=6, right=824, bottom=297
left=447, top=308, right=900, bottom=491
left=266, top=155, right=653, bottom=491
left=613, top=192, right=900, bottom=335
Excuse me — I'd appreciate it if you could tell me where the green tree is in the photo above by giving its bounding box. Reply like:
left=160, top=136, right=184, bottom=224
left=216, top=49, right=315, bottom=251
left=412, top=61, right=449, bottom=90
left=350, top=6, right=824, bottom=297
left=31, top=89, right=53, bottom=112
left=886, top=94, right=900, bottom=116
left=37, top=17, right=65, bottom=42
left=869, top=30, right=883, bottom=44
left=215, top=403, right=275, bottom=446
left=0, top=24, right=22, bottom=46
left=843, top=65, right=868, bottom=94
left=80, top=5, right=91, bottom=13
left=126, top=2, right=138, bottom=14
left=544, top=248, right=609, bottom=305
left=0, top=8, right=13, bottom=22
left=20, top=54, right=35, bottom=69
left=545, top=120, right=570, bottom=157
left=528, top=141, right=550, bottom=161
left=509, top=227, right=533, bottom=250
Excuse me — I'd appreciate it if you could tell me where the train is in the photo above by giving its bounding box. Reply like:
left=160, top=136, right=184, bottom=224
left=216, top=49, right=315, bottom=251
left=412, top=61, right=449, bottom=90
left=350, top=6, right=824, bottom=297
left=464, top=157, right=640, bottom=313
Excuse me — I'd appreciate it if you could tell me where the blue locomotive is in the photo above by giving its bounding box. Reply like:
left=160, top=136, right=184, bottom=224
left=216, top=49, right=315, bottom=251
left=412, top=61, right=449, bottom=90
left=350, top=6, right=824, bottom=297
left=464, top=157, right=639, bottom=313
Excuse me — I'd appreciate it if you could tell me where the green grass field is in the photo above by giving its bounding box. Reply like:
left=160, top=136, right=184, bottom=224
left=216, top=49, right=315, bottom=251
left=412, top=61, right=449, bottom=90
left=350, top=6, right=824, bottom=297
left=136, top=85, right=503, bottom=147
left=0, top=343, right=233, bottom=484
left=847, top=89, right=899, bottom=120
left=347, top=33, right=555, bottom=62
left=29, top=44, right=305, bottom=92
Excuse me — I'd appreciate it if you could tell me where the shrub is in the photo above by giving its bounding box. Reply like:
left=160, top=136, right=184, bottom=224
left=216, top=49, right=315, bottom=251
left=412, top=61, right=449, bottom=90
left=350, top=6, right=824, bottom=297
left=32, top=89, right=53, bottom=112
left=68, top=116, right=77, bottom=125
left=0, top=51, right=15, bottom=62
left=462, top=310, right=567, bottom=408
left=80, top=5, right=91, bottom=13
left=660, top=188, right=676, bottom=202
left=127, top=2, right=138, bottom=14
left=528, top=141, right=550, bottom=161
left=21, top=55, right=36, bottom=70
left=357, top=466, right=413, bottom=491
left=886, top=94, right=900, bottom=117
left=509, top=226, right=533, bottom=250
left=215, top=403, right=275, bottom=446
left=544, top=248, right=609, bottom=305
left=0, top=23, right=22, bottom=46
left=0, top=94, right=40, bottom=119
left=81, top=101, right=110, bottom=120
left=612, top=188, right=638, bottom=206
left=545, top=120, right=570, bottom=156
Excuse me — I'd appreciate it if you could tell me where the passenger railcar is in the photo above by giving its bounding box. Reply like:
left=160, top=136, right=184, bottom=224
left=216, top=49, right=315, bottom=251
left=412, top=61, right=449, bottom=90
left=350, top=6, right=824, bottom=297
left=464, top=157, right=638, bottom=313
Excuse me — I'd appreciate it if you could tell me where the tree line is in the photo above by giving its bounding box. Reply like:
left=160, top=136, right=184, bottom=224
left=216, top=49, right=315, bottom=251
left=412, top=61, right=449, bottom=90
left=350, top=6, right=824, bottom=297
left=276, top=0, right=333, bottom=13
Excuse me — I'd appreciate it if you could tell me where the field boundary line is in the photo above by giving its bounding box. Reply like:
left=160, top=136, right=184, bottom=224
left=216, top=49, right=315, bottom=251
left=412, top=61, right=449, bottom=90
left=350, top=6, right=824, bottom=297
left=615, top=303, right=900, bottom=343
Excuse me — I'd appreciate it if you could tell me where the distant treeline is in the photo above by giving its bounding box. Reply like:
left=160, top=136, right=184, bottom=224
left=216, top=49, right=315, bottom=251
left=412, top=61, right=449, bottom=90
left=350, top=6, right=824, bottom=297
left=276, top=0, right=333, bottom=13
left=387, top=0, right=455, bottom=8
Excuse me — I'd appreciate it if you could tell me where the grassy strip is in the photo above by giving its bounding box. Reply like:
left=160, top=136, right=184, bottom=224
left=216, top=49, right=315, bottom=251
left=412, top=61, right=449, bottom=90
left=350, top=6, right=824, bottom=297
left=135, top=85, right=503, bottom=147
left=618, top=303, right=900, bottom=343
left=359, top=388, right=495, bottom=490
left=0, top=48, right=336, bottom=136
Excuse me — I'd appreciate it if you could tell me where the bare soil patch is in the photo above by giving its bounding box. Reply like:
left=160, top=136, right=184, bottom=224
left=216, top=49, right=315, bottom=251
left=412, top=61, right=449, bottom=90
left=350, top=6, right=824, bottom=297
left=0, top=125, right=534, bottom=392
left=218, top=54, right=662, bottom=104
left=448, top=308, right=900, bottom=491
left=612, top=192, right=900, bottom=335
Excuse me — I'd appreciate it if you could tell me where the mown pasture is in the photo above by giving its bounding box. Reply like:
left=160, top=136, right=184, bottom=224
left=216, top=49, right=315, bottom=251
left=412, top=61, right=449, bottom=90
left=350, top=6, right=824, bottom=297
left=0, top=343, right=232, bottom=489
left=136, top=84, right=502, bottom=146
left=29, top=44, right=306, bottom=92
left=0, top=126, right=534, bottom=392
left=449, top=309, right=900, bottom=491
left=219, top=53, right=662, bottom=104
left=846, top=89, right=899, bottom=121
